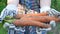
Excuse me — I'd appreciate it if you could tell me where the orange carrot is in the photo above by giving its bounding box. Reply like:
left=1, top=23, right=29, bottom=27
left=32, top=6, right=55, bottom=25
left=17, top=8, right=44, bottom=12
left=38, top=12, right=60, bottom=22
left=15, top=12, right=48, bottom=19
left=13, top=19, right=50, bottom=28
left=21, top=16, right=60, bottom=22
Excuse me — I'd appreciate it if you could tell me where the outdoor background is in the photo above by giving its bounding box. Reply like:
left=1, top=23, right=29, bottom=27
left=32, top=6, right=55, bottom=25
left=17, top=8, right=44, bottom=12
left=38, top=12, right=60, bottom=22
left=0, top=0, right=60, bottom=34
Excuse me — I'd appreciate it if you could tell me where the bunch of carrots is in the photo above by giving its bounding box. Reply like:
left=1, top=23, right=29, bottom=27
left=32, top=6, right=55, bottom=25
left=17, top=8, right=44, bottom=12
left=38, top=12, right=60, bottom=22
left=12, top=12, right=60, bottom=28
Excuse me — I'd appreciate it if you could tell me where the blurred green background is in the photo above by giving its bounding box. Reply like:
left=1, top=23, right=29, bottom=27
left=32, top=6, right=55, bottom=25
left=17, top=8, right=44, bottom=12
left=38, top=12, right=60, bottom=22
left=0, top=0, right=60, bottom=34
left=0, top=0, right=7, bottom=34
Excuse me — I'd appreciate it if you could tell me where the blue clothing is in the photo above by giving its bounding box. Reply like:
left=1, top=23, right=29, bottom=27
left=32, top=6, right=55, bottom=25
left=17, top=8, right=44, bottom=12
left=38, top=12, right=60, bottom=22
left=0, top=0, right=40, bottom=34
left=19, top=0, right=40, bottom=34
left=20, top=0, right=40, bottom=13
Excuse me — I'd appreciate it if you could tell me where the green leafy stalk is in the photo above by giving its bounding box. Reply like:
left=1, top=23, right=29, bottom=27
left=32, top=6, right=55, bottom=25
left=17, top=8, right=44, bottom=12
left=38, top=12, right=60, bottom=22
left=4, top=16, right=16, bottom=24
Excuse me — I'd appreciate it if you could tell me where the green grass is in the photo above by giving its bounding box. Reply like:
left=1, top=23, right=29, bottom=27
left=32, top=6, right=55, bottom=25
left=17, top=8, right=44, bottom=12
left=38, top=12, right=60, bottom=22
left=0, top=25, right=7, bottom=34
left=0, top=0, right=7, bottom=34
left=0, top=23, right=7, bottom=34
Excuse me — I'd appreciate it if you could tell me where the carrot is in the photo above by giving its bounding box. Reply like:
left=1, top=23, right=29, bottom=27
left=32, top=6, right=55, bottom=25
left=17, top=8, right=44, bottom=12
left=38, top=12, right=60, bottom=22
left=21, top=16, right=60, bottom=22
left=13, top=19, right=50, bottom=28
left=15, top=12, right=48, bottom=19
